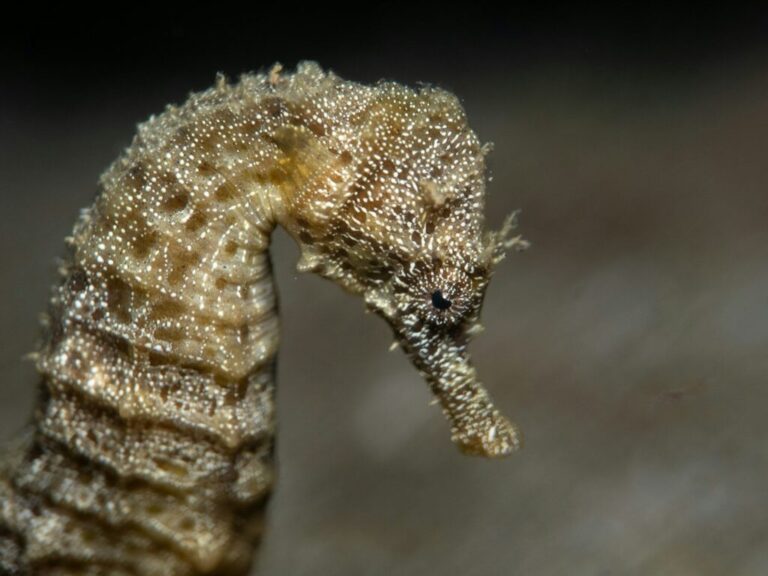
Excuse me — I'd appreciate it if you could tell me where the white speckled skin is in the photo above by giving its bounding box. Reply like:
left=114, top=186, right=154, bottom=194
left=0, top=62, right=522, bottom=575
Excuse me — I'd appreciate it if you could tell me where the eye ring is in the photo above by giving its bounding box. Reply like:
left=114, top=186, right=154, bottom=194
left=431, top=290, right=452, bottom=311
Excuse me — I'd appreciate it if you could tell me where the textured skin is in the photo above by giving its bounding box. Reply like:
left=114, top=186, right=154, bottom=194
left=0, top=62, right=523, bottom=575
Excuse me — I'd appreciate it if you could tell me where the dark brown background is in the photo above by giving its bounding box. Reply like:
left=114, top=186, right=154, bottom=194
left=2, top=9, right=767, bottom=575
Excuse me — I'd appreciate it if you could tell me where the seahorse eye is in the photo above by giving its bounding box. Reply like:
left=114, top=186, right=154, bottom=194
left=431, top=290, right=452, bottom=311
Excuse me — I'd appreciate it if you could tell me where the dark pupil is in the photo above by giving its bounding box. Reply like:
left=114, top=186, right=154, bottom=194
left=431, top=290, right=452, bottom=310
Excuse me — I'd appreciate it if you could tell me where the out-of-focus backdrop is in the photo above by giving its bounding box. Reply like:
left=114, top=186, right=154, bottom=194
left=2, top=9, right=767, bottom=575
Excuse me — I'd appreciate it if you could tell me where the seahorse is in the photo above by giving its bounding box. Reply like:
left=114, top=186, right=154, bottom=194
left=0, top=61, right=524, bottom=575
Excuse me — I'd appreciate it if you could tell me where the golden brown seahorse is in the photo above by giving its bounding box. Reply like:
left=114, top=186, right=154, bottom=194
left=0, top=61, right=524, bottom=575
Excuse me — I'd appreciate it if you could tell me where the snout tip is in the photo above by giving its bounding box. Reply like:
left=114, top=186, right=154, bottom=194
left=452, top=412, right=522, bottom=458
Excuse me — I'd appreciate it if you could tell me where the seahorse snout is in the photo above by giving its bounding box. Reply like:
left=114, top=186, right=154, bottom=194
left=388, top=314, right=521, bottom=458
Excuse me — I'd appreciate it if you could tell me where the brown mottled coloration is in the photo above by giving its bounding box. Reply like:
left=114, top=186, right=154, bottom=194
left=0, top=62, right=524, bottom=575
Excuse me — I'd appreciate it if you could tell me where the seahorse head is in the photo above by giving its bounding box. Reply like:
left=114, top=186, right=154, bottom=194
left=275, top=65, right=523, bottom=456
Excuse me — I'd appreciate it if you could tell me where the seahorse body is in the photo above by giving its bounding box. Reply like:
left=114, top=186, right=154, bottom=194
left=0, top=62, right=522, bottom=575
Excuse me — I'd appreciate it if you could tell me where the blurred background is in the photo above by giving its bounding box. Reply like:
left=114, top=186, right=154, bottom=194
left=1, top=7, right=768, bottom=575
